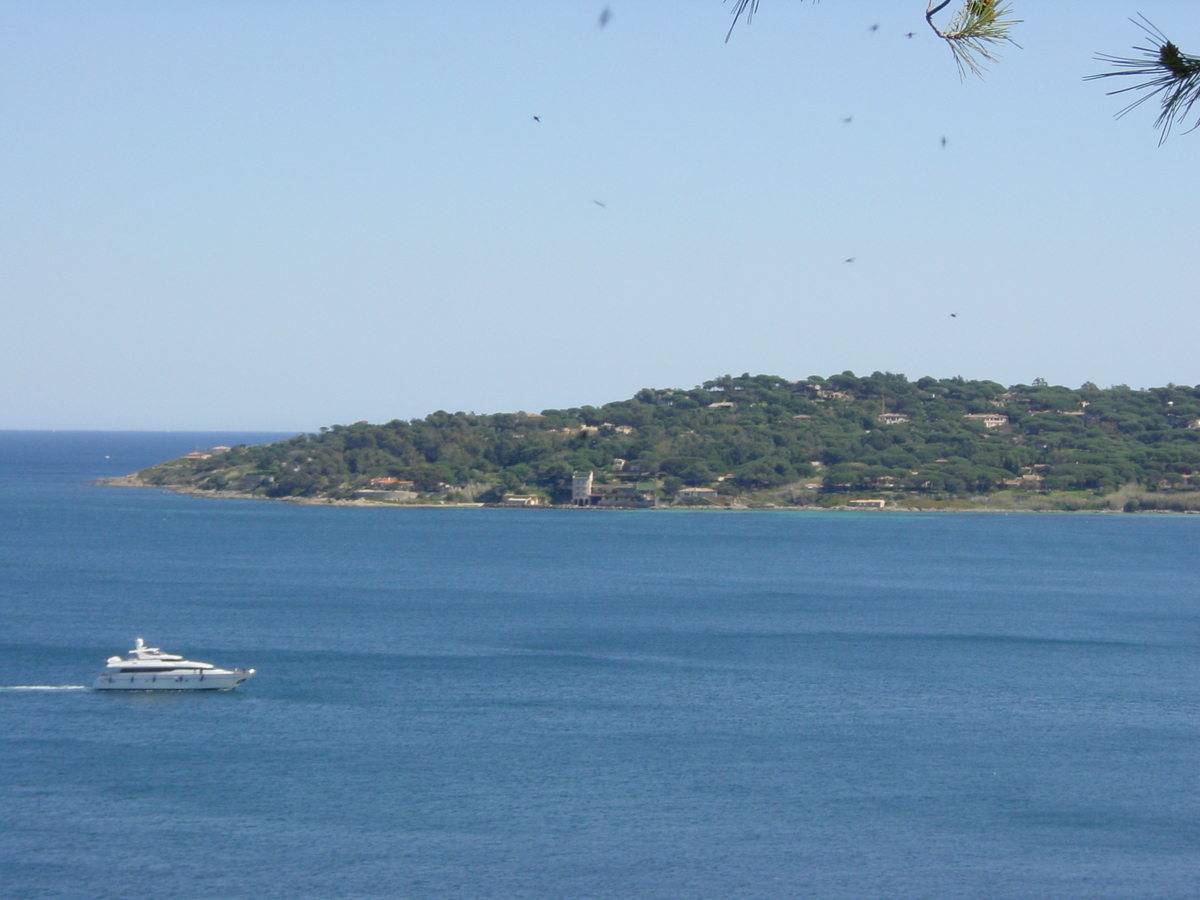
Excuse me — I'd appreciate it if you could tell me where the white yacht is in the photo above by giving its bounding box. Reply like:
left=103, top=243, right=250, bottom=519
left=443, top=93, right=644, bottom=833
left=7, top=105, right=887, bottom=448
left=93, top=638, right=256, bottom=691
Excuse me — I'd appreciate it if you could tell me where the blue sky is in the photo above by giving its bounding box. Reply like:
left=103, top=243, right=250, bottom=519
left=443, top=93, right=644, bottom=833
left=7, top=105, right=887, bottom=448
left=2, top=1, right=1196, bottom=430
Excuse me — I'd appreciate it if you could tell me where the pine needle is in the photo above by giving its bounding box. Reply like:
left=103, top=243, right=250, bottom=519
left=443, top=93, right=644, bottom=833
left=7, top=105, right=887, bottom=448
left=725, top=0, right=761, bottom=43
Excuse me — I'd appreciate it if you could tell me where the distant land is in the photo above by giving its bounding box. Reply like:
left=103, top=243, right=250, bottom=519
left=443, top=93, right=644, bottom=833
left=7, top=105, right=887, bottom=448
left=120, top=372, right=1200, bottom=512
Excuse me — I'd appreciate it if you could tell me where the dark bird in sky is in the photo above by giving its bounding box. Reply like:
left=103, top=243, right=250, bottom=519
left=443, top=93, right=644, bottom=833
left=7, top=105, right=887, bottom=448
left=869, top=23, right=879, bottom=32
left=949, top=313, right=958, bottom=318
left=940, top=135, right=948, bottom=147
left=844, top=257, right=855, bottom=264
left=842, top=116, right=853, bottom=124
left=593, top=200, right=606, bottom=207
left=598, top=6, right=611, bottom=28
left=532, top=116, right=540, bottom=123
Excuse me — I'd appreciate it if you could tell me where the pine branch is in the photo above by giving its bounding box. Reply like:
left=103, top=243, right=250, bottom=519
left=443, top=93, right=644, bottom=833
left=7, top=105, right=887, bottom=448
left=724, top=2, right=1021, bottom=80
left=1088, top=16, right=1200, bottom=144
left=925, top=0, right=1021, bottom=79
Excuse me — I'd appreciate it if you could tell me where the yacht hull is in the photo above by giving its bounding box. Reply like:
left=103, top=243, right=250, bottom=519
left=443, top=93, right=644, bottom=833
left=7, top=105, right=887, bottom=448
left=93, top=671, right=252, bottom=691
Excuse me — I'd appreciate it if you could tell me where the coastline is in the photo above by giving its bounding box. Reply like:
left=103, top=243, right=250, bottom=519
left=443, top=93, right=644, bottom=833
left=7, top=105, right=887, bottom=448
left=97, top=475, right=1200, bottom=514
left=98, top=475, right=484, bottom=507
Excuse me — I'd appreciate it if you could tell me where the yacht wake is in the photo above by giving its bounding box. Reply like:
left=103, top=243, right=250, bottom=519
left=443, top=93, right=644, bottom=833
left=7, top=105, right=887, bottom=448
left=0, top=685, right=89, bottom=691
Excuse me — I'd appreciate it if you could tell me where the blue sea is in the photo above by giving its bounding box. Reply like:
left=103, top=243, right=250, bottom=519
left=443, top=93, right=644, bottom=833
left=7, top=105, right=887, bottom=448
left=2, top=431, right=1199, bottom=899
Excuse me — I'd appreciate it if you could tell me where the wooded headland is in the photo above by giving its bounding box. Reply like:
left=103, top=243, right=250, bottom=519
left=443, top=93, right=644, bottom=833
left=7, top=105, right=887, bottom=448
left=129, top=372, right=1200, bottom=511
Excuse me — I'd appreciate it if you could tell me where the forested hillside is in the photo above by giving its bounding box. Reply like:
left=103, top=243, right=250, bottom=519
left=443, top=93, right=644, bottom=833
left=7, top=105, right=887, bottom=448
left=135, top=372, right=1200, bottom=508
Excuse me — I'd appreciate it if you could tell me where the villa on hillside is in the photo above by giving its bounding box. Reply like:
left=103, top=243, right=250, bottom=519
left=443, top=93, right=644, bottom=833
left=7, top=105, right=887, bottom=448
left=964, top=413, right=1008, bottom=428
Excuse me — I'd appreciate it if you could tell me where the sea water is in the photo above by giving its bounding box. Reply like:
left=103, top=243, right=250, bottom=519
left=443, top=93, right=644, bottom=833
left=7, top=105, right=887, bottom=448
left=2, top=431, right=1199, bottom=899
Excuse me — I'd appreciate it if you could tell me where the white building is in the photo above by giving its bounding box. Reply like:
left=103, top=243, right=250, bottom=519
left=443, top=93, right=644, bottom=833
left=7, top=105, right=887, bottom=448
left=501, top=495, right=541, bottom=507
left=964, top=414, right=1008, bottom=428
left=572, top=470, right=594, bottom=506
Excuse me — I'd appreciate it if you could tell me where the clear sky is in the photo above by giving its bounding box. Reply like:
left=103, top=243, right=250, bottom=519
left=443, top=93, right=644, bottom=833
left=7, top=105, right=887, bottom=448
left=2, top=1, right=1196, bottom=430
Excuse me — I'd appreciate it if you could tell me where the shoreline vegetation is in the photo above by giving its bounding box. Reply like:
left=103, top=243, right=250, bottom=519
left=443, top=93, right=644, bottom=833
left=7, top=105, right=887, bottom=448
left=100, top=474, right=1200, bottom=514
left=115, top=372, right=1200, bottom=514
